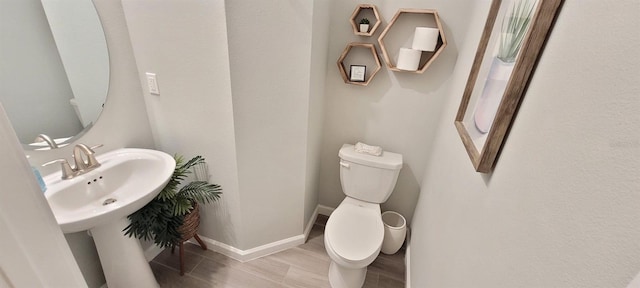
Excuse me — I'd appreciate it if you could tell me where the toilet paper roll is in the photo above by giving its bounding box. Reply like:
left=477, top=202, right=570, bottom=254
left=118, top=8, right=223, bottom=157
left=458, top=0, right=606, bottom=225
left=412, top=27, right=440, bottom=52
left=396, top=48, right=422, bottom=71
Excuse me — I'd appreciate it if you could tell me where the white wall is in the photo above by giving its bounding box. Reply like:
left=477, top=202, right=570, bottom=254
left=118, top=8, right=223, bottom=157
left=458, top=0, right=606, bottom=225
left=0, top=104, right=87, bottom=288
left=123, top=0, right=327, bottom=251
left=121, top=0, right=244, bottom=249
left=305, top=0, right=331, bottom=229
left=0, top=0, right=82, bottom=142
left=225, top=0, right=314, bottom=249
left=410, top=0, right=640, bottom=287
left=318, top=0, right=467, bottom=224
left=4, top=0, right=638, bottom=286
left=2, top=0, right=156, bottom=286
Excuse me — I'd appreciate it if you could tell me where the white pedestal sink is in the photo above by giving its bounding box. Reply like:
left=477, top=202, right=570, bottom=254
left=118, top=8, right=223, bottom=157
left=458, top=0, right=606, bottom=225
left=43, top=148, right=175, bottom=288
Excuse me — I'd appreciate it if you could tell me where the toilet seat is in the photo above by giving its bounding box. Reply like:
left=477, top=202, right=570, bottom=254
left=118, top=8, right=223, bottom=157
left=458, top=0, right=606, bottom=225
left=325, top=197, right=383, bottom=267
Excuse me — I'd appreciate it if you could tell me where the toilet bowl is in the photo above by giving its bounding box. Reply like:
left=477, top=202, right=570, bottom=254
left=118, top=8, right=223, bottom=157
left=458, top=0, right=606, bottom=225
left=325, top=197, right=384, bottom=288
left=324, top=144, right=402, bottom=288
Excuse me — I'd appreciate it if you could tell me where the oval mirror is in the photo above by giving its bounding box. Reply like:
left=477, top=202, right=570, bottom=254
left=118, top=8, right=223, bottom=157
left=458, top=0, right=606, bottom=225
left=0, top=0, right=109, bottom=150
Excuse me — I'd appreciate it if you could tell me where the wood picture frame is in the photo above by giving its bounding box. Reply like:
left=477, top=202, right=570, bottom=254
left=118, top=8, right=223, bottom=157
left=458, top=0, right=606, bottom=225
left=454, top=0, right=563, bottom=173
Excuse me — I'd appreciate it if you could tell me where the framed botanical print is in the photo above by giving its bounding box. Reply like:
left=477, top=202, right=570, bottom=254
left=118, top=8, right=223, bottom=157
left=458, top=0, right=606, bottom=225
left=455, top=0, right=563, bottom=173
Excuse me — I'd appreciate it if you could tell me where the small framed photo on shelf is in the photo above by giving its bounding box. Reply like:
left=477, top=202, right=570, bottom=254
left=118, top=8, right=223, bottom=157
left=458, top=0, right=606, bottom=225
left=349, top=65, right=366, bottom=82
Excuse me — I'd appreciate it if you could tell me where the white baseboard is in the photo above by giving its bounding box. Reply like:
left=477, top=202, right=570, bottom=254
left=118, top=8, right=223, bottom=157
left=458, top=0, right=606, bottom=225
left=145, top=204, right=334, bottom=264
left=192, top=233, right=305, bottom=263
left=144, top=232, right=304, bottom=264
left=303, top=206, right=320, bottom=242
left=317, top=204, right=335, bottom=216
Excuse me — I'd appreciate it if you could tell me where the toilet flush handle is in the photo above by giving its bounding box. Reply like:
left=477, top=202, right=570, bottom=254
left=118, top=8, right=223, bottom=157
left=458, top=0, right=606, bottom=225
left=339, top=161, right=350, bottom=168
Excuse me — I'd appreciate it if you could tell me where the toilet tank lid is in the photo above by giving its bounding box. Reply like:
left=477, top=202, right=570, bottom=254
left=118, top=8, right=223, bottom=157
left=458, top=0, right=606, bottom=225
left=339, top=144, right=403, bottom=170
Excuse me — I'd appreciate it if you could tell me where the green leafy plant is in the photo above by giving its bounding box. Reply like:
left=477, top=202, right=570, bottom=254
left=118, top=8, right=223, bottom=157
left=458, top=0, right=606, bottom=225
left=360, top=18, right=370, bottom=25
left=497, top=0, right=536, bottom=63
left=124, top=155, right=222, bottom=248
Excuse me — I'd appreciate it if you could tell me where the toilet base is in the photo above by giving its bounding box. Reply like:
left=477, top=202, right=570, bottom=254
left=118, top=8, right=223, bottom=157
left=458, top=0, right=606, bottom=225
left=328, top=261, right=367, bottom=288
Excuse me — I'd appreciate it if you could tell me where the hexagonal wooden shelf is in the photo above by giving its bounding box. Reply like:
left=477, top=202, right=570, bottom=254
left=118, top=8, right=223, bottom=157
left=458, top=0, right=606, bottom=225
left=350, top=4, right=382, bottom=36
left=378, top=9, right=447, bottom=73
left=337, top=43, right=382, bottom=86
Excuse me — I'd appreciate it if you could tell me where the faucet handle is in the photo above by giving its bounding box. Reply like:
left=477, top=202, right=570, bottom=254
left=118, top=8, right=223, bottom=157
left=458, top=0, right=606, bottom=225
left=43, top=159, right=76, bottom=180
left=90, top=144, right=103, bottom=150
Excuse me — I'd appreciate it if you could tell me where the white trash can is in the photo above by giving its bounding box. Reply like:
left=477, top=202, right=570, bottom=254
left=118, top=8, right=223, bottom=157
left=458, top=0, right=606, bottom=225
left=381, top=211, right=407, bottom=255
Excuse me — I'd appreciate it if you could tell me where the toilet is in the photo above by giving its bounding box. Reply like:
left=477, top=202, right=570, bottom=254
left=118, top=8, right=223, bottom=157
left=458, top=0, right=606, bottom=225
left=324, top=144, right=403, bottom=288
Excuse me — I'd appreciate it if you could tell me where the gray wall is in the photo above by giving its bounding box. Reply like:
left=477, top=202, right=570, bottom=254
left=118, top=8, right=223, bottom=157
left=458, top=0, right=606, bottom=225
left=410, top=0, right=640, bottom=287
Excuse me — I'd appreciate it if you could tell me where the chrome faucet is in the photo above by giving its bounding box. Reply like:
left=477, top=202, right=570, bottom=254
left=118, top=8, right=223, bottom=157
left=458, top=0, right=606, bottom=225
left=34, top=134, right=58, bottom=149
left=43, top=144, right=103, bottom=180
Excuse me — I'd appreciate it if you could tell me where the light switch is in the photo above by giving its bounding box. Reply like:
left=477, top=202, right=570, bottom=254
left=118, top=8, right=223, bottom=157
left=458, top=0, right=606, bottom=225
left=145, top=72, right=160, bottom=95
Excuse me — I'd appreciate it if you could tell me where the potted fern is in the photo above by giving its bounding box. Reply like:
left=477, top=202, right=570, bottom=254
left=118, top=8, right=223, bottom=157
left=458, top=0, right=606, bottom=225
left=359, top=18, right=370, bottom=33
left=124, top=155, right=222, bottom=249
left=474, top=0, right=536, bottom=133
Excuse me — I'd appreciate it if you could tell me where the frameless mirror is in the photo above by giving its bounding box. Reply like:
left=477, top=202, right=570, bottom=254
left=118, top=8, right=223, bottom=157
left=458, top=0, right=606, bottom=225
left=0, top=0, right=109, bottom=149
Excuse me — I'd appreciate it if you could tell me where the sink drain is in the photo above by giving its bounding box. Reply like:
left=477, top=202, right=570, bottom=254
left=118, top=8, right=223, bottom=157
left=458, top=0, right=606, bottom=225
left=102, top=198, right=117, bottom=206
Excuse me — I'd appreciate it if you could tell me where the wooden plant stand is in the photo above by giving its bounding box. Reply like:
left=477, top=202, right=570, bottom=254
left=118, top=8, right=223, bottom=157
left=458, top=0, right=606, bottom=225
left=172, top=203, right=207, bottom=275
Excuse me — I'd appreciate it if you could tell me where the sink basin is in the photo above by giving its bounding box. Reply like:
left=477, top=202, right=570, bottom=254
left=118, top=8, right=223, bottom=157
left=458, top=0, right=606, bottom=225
left=44, top=148, right=176, bottom=233
left=43, top=148, right=175, bottom=288
left=44, top=148, right=175, bottom=233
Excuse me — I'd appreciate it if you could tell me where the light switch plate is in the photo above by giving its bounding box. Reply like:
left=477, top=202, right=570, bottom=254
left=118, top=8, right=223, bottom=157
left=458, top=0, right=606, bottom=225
left=145, top=72, right=160, bottom=95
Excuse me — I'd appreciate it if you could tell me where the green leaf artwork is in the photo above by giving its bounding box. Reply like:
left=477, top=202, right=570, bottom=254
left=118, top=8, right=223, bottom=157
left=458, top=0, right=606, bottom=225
left=497, top=0, right=537, bottom=62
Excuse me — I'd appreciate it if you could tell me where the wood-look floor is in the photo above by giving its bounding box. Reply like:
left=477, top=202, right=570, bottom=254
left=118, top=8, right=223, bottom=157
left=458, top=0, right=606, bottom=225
left=151, top=215, right=406, bottom=288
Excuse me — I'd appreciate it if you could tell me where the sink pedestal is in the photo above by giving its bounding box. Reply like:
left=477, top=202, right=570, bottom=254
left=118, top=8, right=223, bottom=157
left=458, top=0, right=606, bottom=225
left=42, top=148, right=175, bottom=287
left=91, top=217, right=159, bottom=288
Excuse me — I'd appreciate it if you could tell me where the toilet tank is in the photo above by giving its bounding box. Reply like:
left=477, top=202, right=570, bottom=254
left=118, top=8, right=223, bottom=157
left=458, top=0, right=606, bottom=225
left=338, top=144, right=403, bottom=203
